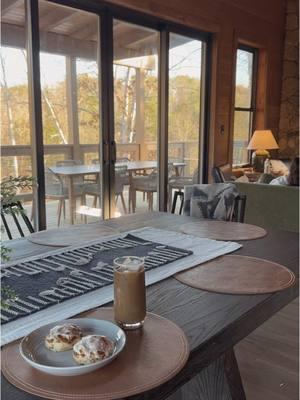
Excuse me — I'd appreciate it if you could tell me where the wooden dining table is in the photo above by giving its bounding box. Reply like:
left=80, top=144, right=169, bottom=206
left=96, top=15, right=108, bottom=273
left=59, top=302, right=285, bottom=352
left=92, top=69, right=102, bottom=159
left=50, top=161, right=186, bottom=224
left=2, top=212, right=299, bottom=400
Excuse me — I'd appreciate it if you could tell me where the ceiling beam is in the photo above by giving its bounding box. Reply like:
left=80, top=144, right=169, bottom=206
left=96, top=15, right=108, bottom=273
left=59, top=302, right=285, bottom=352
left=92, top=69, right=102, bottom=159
left=39, top=7, right=77, bottom=31
left=69, top=23, right=98, bottom=40
left=114, top=27, right=154, bottom=50
left=1, top=0, right=22, bottom=16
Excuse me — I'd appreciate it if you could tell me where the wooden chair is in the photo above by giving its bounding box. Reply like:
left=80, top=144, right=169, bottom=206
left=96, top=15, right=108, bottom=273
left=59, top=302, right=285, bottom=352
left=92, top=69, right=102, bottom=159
left=1, top=201, right=34, bottom=240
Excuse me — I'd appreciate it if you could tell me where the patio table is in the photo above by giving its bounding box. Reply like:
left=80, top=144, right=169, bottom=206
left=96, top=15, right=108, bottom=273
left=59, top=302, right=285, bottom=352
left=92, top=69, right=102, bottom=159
left=2, top=212, right=298, bottom=399
left=50, top=161, right=185, bottom=223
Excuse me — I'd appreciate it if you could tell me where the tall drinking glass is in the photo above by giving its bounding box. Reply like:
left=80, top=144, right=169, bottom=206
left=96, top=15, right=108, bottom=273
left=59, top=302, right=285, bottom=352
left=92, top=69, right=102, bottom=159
left=113, top=256, right=146, bottom=330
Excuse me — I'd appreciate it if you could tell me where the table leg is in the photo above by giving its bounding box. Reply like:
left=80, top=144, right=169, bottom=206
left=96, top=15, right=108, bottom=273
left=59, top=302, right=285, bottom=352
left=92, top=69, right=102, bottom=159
left=128, top=171, right=133, bottom=213
left=224, top=348, right=246, bottom=400
left=166, top=348, right=246, bottom=400
left=68, top=176, right=74, bottom=225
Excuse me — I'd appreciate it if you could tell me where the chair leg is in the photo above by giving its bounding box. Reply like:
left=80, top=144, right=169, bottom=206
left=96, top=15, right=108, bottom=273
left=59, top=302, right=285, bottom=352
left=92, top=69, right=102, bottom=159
left=171, top=191, right=179, bottom=214
left=63, top=200, right=66, bottom=219
left=179, top=192, right=184, bottom=215
left=132, top=189, right=136, bottom=213
left=81, top=195, right=87, bottom=224
left=168, top=187, right=173, bottom=211
left=58, top=200, right=63, bottom=227
left=92, top=195, right=97, bottom=208
left=120, top=193, right=127, bottom=214
left=148, top=192, right=153, bottom=211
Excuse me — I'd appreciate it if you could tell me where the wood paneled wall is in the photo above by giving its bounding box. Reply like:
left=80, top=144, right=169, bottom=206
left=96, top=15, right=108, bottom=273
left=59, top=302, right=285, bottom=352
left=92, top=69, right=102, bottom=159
left=101, top=0, right=286, bottom=168
left=278, top=0, right=299, bottom=158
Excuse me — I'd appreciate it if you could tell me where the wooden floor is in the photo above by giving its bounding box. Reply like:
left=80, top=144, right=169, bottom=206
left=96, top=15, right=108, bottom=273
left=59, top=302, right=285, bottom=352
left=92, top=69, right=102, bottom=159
left=236, top=297, right=299, bottom=400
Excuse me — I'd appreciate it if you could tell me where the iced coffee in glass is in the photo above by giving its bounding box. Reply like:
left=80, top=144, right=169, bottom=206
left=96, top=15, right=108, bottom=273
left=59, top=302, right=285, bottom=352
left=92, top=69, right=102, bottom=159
left=113, top=256, right=146, bottom=330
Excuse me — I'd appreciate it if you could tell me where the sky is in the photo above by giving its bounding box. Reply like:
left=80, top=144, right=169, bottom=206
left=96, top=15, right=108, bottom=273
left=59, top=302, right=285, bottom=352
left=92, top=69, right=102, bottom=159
left=1, top=43, right=251, bottom=88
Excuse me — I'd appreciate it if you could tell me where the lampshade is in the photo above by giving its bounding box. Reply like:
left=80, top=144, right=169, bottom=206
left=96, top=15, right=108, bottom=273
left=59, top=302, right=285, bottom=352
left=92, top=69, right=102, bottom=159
left=247, top=130, right=279, bottom=150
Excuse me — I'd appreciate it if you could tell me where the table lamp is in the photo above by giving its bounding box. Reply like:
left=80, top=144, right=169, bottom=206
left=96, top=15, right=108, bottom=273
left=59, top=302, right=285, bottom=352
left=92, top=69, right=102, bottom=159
left=247, top=130, right=279, bottom=172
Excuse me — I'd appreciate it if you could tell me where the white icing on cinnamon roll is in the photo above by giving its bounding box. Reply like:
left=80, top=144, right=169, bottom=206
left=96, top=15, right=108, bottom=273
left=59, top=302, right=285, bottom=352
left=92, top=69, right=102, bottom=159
left=73, top=335, right=115, bottom=364
left=45, top=323, right=83, bottom=352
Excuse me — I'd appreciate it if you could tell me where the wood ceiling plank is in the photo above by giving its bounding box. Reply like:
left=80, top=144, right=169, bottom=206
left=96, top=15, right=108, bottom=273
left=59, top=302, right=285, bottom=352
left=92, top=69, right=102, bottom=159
left=1, top=0, right=22, bottom=16
left=39, top=7, right=77, bottom=31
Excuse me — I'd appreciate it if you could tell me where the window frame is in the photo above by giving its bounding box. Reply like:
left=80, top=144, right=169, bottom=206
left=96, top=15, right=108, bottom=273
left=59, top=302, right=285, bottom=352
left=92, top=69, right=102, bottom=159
left=233, top=44, right=258, bottom=167
left=3, top=0, right=212, bottom=229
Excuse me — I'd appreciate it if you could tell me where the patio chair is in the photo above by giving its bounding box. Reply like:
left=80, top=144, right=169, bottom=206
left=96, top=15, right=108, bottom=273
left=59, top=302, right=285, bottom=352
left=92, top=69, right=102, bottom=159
left=1, top=201, right=34, bottom=240
left=56, top=159, right=82, bottom=167
left=45, top=168, right=84, bottom=226
left=131, top=165, right=176, bottom=212
left=168, top=167, right=199, bottom=211
left=131, top=169, right=157, bottom=212
left=84, top=159, right=101, bottom=184
left=84, top=165, right=128, bottom=214
left=56, top=159, right=86, bottom=187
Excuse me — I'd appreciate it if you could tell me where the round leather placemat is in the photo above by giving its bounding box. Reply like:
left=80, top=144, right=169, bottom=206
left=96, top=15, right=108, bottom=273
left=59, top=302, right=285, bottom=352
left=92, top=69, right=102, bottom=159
left=28, top=225, right=119, bottom=247
left=2, top=308, right=189, bottom=400
left=175, top=255, right=296, bottom=294
left=180, top=220, right=267, bottom=241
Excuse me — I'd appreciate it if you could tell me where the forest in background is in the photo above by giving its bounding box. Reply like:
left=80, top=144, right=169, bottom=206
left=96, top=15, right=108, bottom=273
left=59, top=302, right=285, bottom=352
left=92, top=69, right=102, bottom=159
left=1, top=56, right=251, bottom=180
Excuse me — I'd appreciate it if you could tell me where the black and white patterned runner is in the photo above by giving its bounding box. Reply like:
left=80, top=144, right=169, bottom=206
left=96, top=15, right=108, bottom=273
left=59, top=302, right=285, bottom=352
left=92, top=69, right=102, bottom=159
left=1, top=234, right=192, bottom=324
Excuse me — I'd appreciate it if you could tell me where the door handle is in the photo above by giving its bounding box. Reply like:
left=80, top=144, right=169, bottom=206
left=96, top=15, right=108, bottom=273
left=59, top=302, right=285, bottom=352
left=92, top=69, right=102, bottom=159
left=103, top=141, right=109, bottom=164
left=111, top=141, right=117, bottom=164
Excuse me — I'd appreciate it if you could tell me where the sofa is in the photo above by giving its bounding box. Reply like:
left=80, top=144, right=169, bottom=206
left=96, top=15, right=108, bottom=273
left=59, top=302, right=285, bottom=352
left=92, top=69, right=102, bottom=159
left=234, top=182, right=299, bottom=233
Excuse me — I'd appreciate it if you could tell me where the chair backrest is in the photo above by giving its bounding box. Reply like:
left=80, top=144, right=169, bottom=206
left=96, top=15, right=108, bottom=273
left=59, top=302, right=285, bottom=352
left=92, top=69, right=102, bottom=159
left=1, top=201, right=34, bottom=240
left=232, top=195, right=246, bottom=223
left=212, top=164, right=233, bottom=183
left=56, top=160, right=83, bottom=184
left=117, top=157, right=130, bottom=163
left=56, top=160, right=82, bottom=166
left=182, top=183, right=245, bottom=222
left=44, top=168, right=64, bottom=196
left=172, top=189, right=246, bottom=223
left=115, top=165, right=128, bottom=194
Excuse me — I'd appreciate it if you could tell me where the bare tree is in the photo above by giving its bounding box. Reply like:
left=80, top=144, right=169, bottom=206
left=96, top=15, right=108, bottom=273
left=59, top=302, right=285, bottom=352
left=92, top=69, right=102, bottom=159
left=0, top=54, right=19, bottom=176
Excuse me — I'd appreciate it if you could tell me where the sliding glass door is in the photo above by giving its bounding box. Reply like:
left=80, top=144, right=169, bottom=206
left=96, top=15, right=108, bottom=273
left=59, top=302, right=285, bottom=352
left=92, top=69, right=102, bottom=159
left=1, top=0, right=211, bottom=233
left=113, top=20, right=159, bottom=215
left=38, top=0, right=102, bottom=227
left=168, top=33, right=206, bottom=210
left=0, top=0, right=37, bottom=237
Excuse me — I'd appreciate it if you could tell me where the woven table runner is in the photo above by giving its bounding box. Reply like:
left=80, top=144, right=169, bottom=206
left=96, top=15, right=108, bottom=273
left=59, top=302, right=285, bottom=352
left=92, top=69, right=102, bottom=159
left=1, top=227, right=241, bottom=345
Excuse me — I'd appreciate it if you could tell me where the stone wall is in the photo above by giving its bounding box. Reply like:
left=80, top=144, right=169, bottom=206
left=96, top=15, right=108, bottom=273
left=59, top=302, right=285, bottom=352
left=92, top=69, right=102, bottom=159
left=278, top=0, right=299, bottom=158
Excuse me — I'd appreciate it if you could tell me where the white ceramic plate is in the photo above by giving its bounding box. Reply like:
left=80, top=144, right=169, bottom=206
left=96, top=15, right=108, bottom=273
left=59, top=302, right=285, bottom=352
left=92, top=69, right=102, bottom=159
left=19, top=318, right=126, bottom=376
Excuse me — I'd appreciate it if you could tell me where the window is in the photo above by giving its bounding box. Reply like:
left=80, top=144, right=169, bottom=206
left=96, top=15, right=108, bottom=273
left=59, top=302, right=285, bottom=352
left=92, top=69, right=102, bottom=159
left=0, top=0, right=211, bottom=231
left=168, top=33, right=204, bottom=181
left=233, top=46, right=257, bottom=165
